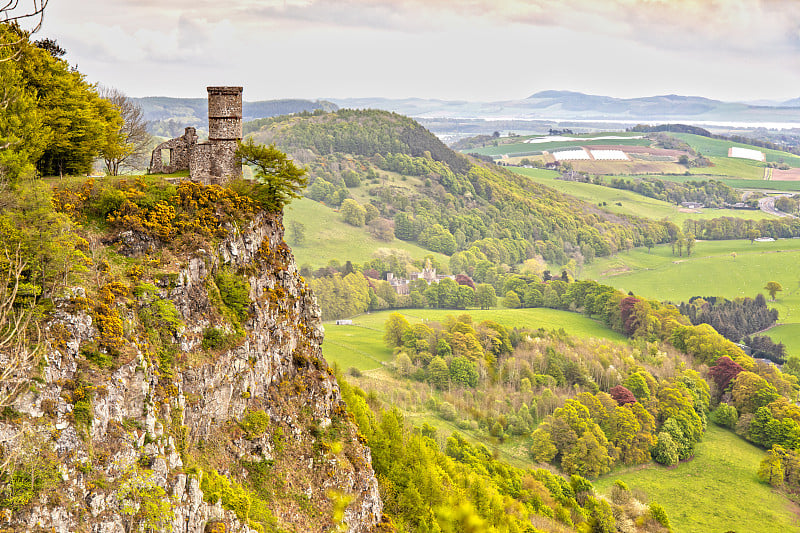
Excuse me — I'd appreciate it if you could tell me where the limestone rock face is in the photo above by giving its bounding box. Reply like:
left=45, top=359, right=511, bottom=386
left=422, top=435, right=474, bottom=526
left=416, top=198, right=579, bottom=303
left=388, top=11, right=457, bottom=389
left=1, top=212, right=382, bottom=533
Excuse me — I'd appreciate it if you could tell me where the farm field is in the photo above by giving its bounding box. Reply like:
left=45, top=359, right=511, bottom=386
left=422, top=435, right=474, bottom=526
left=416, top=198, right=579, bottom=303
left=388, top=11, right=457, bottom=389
left=322, top=307, right=626, bottom=370
left=465, top=137, right=652, bottom=157
left=688, top=155, right=765, bottom=180
left=631, top=172, right=800, bottom=191
left=595, top=424, right=800, bottom=533
left=670, top=132, right=800, bottom=167
left=283, top=197, right=449, bottom=269
left=512, top=168, right=775, bottom=223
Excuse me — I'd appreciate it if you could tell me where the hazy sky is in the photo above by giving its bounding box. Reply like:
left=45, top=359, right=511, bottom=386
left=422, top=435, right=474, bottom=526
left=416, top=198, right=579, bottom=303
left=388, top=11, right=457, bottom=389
left=28, top=0, right=800, bottom=102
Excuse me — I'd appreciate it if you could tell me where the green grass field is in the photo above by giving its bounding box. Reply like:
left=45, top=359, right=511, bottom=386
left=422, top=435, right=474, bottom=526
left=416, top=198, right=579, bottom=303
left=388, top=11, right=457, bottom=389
left=283, top=197, right=448, bottom=269
left=760, top=323, right=800, bottom=358
left=582, top=238, right=800, bottom=355
left=671, top=133, right=800, bottom=167
left=595, top=424, right=799, bottom=533
left=512, top=168, right=775, bottom=224
left=322, top=307, right=625, bottom=371
left=582, top=238, right=800, bottom=302
left=688, top=155, right=765, bottom=180
left=629, top=172, right=800, bottom=192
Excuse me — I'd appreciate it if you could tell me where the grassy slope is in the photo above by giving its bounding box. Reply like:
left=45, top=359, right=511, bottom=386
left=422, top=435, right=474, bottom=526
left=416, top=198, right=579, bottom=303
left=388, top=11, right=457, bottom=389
left=322, top=307, right=625, bottom=371
left=283, top=197, right=448, bottom=269
left=595, top=424, right=799, bottom=533
left=688, top=156, right=765, bottom=180
left=511, top=168, right=775, bottom=224
left=671, top=132, right=800, bottom=167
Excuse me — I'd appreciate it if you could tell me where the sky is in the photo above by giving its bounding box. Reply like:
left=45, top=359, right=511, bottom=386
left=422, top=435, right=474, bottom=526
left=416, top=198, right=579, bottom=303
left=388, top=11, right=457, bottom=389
left=21, top=0, right=800, bottom=102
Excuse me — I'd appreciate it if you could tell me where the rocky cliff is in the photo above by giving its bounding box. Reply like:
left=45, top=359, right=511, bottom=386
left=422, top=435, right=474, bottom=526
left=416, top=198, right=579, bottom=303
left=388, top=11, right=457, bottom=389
left=0, top=195, right=382, bottom=533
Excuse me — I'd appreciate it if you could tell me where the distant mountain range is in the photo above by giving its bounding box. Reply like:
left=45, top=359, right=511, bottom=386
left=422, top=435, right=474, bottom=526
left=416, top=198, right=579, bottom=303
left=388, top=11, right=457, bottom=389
left=134, top=91, right=800, bottom=141
left=329, top=91, right=800, bottom=125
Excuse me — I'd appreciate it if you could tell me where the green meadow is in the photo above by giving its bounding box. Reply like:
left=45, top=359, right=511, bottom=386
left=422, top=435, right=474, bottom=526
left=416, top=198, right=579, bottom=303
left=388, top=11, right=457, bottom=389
left=582, top=238, right=800, bottom=302
left=671, top=132, right=800, bottom=167
left=759, top=323, right=800, bottom=358
left=688, top=155, right=765, bottom=180
left=283, top=197, right=448, bottom=269
left=582, top=238, right=800, bottom=355
left=634, top=172, right=800, bottom=191
left=322, top=307, right=625, bottom=371
left=595, top=424, right=800, bottom=533
left=511, top=168, right=775, bottom=223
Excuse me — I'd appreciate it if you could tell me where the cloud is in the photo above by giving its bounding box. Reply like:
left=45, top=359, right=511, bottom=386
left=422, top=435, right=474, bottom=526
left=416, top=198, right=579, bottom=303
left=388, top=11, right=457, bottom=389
left=38, top=0, right=800, bottom=101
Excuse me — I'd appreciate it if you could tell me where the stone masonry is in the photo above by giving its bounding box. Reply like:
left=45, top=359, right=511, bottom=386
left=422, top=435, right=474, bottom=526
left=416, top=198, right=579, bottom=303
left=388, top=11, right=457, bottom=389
left=149, top=127, right=198, bottom=174
left=150, top=86, right=243, bottom=185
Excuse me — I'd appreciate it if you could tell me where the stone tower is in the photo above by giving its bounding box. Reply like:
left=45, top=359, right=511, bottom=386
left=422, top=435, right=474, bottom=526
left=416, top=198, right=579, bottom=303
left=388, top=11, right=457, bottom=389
left=188, top=86, right=244, bottom=184
left=208, top=86, right=243, bottom=143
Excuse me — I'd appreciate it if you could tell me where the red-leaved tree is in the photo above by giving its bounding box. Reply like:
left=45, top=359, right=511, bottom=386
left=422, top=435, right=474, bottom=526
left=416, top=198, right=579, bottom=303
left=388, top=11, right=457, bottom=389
left=610, top=385, right=637, bottom=406
left=619, top=296, right=641, bottom=336
left=709, top=356, right=744, bottom=391
left=455, top=274, right=475, bottom=289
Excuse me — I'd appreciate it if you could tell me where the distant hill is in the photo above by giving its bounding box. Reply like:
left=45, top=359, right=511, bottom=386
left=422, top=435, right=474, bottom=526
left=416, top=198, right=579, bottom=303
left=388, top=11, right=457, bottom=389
left=133, top=96, right=338, bottom=138
left=245, top=108, right=675, bottom=267
left=330, top=91, right=800, bottom=123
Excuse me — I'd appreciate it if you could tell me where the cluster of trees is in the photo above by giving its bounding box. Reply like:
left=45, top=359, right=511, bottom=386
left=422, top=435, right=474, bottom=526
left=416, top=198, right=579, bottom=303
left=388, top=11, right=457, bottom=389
left=703, top=355, right=800, bottom=473
left=0, top=24, right=145, bottom=181
left=683, top=216, right=800, bottom=241
left=744, top=334, right=787, bottom=364
left=381, top=306, right=712, bottom=453
left=630, top=124, right=711, bottom=136
left=758, top=445, right=800, bottom=492
left=605, top=177, right=739, bottom=208
left=774, top=196, right=799, bottom=216
left=677, top=294, right=778, bottom=344
left=339, top=377, right=671, bottom=532
left=531, top=372, right=708, bottom=477
left=309, top=271, right=478, bottom=321
left=384, top=313, right=509, bottom=390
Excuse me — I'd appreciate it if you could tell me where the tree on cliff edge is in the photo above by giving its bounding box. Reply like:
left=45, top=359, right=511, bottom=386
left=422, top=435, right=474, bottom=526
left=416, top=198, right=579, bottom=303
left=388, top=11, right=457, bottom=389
left=236, top=138, right=308, bottom=212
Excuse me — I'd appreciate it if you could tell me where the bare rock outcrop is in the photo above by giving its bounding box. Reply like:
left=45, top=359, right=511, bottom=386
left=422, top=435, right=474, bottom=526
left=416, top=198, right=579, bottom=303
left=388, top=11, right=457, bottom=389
left=0, top=212, right=382, bottom=533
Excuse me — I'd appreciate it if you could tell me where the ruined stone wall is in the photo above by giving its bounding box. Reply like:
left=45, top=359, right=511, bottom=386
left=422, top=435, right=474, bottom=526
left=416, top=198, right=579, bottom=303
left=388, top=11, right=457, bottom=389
left=188, top=142, right=213, bottom=183
left=150, top=127, right=198, bottom=174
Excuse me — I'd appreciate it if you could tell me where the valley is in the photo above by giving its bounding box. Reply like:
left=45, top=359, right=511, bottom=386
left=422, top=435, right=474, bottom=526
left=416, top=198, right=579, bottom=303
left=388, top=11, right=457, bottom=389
left=263, top=110, right=800, bottom=531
